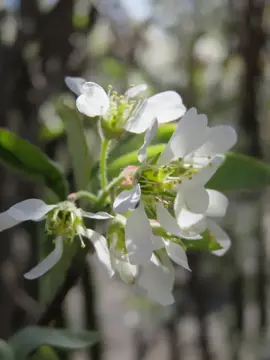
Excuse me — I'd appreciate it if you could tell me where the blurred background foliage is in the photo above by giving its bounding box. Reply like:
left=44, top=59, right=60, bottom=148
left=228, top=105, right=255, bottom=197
left=0, top=0, right=269, bottom=359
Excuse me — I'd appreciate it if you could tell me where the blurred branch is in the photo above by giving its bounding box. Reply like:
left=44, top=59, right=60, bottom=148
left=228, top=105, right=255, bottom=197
left=239, top=0, right=266, bottom=335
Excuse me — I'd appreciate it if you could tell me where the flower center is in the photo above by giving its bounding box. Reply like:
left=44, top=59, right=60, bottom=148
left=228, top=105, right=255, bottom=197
left=45, top=201, right=83, bottom=241
left=102, top=86, right=145, bottom=137
left=136, top=160, right=199, bottom=197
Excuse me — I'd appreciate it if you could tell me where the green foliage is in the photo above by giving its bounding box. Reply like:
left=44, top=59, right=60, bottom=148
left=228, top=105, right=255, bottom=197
left=207, top=152, right=270, bottom=190
left=9, top=327, right=98, bottom=360
left=0, top=129, right=68, bottom=200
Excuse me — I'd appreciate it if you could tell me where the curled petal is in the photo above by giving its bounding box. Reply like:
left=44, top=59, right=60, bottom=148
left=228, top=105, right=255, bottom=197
left=65, top=76, right=85, bottom=96
left=138, top=119, right=158, bottom=163
left=207, top=219, right=231, bottom=256
left=174, top=195, right=205, bottom=233
left=125, top=202, right=152, bottom=265
left=24, top=237, right=63, bottom=280
left=159, top=108, right=208, bottom=165
left=206, top=190, right=228, bottom=218
left=113, top=184, right=141, bottom=214
left=76, top=82, right=109, bottom=117
left=125, top=84, right=147, bottom=98
left=82, top=211, right=113, bottom=220
left=183, top=186, right=209, bottom=214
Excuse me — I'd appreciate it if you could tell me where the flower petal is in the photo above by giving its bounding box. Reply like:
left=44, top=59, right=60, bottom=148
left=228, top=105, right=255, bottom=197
left=148, top=91, right=185, bottom=119
left=183, top=185, right=209, bottom=214
left=125, top=84, right=147, bottom=98
left=164, top=240, right=190, bottom=271
left=125, top=202, right=152, bottom=264
left=125, top=90, right=184, bottom=134
left=176, top=208, right=205, bottom=231
left=113, top=258, right=138, bottom=284
left=82, top=211, right=113, bottom=220
left=85, top=228, right=114, bottom=277
left=24, top=237, right=63, bottom=280
left=7, top=199, right=56, bottom=222
left=113, top=184, right=141, bottom=214
left=138, top=119, right=158, bottom=163
left=0, top=212, right=20, bottom=232
left=138, top=253, right=175, bottom=305
left=196, top=125, right=237, bottom=156
left=188, top=155, right=224, bottom=186
left=157, top=202, right=202, bottom=239
left=206, top=190, right=228, bottom=218
left=156, top=202, right=181, bottom=237
left=151, top=235, right=164, bottom=250
left=64, top=76, right=85, bottom=96
left=124, top=99, right=155, bottom=134
left=207, top=219, right=231, bottom=256
left=76, top=82, right=109, bottom=117
left=159, top=108, right=208, bottom=165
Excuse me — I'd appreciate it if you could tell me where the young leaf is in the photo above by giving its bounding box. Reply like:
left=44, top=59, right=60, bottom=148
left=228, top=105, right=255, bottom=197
left=0, top=129, right=68, bottom=200
left=9, top=327, right=99, bottom=360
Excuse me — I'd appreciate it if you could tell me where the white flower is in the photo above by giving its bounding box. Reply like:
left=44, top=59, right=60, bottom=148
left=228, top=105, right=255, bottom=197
left=150, top=107, right=236, bottom=214
left=0, top=199, right=113, bottom=279
left=65, top=77, right=186, bottom=134
left=108, top=241, right=175, bottom=306
left=156, top=190, right=231, bottom=256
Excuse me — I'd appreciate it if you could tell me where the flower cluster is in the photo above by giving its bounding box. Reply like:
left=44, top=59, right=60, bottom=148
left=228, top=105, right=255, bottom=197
left=0, top=77, right=237, bottom=306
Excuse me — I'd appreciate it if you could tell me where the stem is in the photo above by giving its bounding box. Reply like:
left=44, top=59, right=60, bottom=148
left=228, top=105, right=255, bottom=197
left=96, top=175, right=124, bottom=208
left=100, top=139, right=110, bottom=191
left=70, top=191, right=98, bottom=203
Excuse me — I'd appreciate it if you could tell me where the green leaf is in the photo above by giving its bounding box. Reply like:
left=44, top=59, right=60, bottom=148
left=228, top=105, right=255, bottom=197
left=9, top=327, right=99, bottom=360
left=56, top=97, right=92, bottom=191
left=207, top=152, right=270, bottom=191
left=109, top=146, right=270, bottom=191
left=0, top=129, right=68, bottom=200
left=110, top=123, right=176, bottom=161
left=182, top=230, right=222, bottom=251
left=109, top=144, right=164, bottom=177
left=0, top=340, right=14, bottom=360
